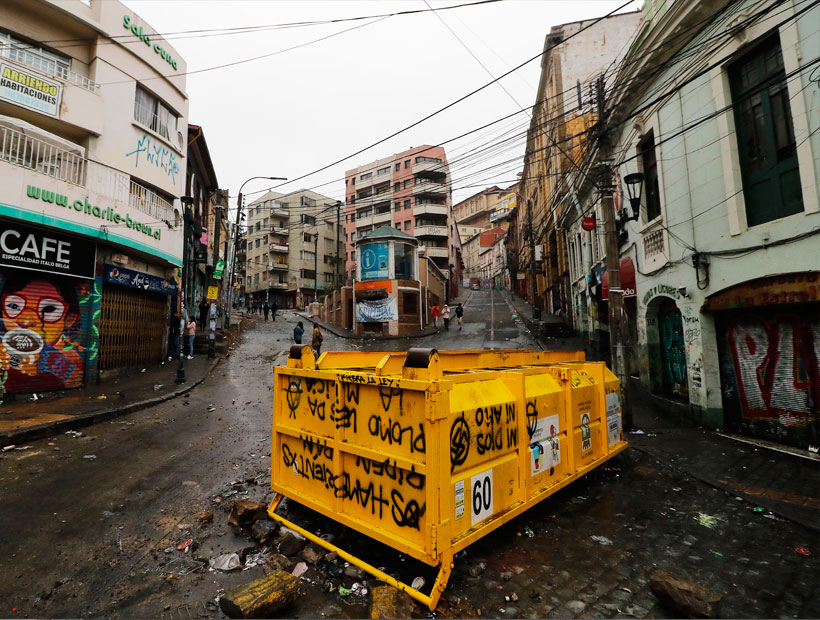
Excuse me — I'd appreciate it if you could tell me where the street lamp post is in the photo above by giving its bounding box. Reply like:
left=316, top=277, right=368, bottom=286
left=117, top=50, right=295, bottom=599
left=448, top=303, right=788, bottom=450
left=226, top=176, right=287, bottom=324
left=175, top=195, right=194, bottom=384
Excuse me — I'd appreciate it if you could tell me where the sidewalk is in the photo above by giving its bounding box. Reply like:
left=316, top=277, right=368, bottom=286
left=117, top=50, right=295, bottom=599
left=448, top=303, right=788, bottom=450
left=293, top=290, right=473, bottom=340
left=506, top=289, right=820, bottom=534
left=0, top=354, right=220, bottom=443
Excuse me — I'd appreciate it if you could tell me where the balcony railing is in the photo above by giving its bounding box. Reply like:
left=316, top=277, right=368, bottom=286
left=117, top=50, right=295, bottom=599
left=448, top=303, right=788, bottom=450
left=128, top=179, right=173, bottom=221
left=269, top=243, right=289, bottom=253
left=0, top=125, right=86, bottom=185
left=271, top=226, right=289, bottom=235
left=1, top=124, right=174, bottom=222
left=0, top=40, right=99, bottom=92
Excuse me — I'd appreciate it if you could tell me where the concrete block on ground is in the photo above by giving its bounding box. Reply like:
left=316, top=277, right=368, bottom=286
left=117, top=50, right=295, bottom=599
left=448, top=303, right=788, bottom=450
left=219, top=569, right=302, bottom=618
left=370, top=585, right=414, bottom=619
left=650, top=569, right=722, bottom=618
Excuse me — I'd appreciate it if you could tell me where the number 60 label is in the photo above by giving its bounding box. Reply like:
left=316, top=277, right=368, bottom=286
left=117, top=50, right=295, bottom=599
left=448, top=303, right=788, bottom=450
left=470, top=469, right=493, bottom=525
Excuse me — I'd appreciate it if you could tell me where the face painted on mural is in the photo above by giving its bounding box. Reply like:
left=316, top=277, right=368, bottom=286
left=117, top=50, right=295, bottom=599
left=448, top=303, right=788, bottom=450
left=0, top=275, right=85, bottom=394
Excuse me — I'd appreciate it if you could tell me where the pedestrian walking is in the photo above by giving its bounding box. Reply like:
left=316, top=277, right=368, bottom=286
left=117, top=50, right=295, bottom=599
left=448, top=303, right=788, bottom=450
left=186, top=316, right=196, bottom=359
left=263, top=302, right=270, bottom=321
left=442, top=303, right=451, bottom=331
left=271, top=302, right=278, bottom=321
left=431, top=303, right=440, bottom=332
left=312, top=323, right=324, bottom=357
left=198, top=298, right=208, bottom=330
left=168, top=310, right=181, bottom=360
left=293, top=321, right=304, bottom=344
left=456, top=303, right=464, bottom=330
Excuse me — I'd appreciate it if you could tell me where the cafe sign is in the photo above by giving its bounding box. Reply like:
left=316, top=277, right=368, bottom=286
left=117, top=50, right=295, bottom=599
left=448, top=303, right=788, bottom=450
left=0, top=220, right=95, bottom=279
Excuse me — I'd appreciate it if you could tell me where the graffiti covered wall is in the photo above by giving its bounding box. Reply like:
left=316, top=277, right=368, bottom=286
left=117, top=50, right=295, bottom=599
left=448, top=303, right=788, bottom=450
left=717, top=305, right=820, bottom=448
left=0, top=272, right=93, bottom=396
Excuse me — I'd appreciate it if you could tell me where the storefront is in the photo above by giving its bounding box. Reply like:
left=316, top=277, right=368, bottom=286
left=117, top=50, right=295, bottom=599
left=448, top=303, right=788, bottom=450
left=707, top=273, right=819, bottom=450
left=99, top=265, right=177, bottom=370
left=0, top=219, right=100, bottom=396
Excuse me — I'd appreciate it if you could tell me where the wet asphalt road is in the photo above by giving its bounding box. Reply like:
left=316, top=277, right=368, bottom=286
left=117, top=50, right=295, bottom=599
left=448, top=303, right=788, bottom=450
left=0, top=289, right=817, bottom=619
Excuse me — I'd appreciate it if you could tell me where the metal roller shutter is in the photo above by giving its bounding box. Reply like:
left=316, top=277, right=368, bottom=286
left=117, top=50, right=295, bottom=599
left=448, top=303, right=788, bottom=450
left=99, top=284, right=167, bottom=370
left=0, top=272, right=92, bottom=395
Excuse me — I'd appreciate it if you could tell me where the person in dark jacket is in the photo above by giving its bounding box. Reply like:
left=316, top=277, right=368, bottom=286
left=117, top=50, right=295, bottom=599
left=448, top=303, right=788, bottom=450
left=198, top=298, right=208, bottom=330
left=263, top=302, right=270, bottom=321
left=271, top=302, right=278, bottom=321
left=169, top=311, right=181, bottom=360
left=455, top=303, right=464, bottom=330
left=293, top=321, right=304, bottom=344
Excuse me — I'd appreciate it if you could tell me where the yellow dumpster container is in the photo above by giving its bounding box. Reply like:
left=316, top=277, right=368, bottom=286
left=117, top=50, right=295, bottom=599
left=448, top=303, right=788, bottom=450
left=268, top=347, right=626, bottom=609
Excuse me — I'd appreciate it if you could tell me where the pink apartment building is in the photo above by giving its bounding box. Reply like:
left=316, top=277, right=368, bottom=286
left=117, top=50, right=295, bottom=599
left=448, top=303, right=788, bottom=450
left=343, top=145, right=461, bottom=298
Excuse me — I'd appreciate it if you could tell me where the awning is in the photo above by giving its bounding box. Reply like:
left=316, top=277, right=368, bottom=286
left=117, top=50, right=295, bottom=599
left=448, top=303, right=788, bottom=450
left=602, top=258, right=636, bottom=300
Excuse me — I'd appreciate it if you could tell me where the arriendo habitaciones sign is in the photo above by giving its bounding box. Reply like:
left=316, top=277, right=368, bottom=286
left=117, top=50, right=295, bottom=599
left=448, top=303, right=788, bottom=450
left=0, top=220, right=96, bottom=279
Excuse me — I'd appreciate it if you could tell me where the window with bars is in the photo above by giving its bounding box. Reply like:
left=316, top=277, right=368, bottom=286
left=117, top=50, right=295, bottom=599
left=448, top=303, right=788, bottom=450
left=730, top=35, right=803, bottom=226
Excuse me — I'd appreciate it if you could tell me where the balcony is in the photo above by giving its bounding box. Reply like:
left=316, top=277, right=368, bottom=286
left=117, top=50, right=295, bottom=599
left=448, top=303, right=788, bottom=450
left=414, top=225, right=448, bottom=238
left=270, top=282, right=288, bottom=289
left=412, top=160, right=447, bottom=180
left=413, top=203, right=448, bottom=217
left=420, top=246, right=448, bottom=259
left=373, top=210, right=392, bottom=225
left=0, top=39, right=100, bottom=92
left=269, top=242, right=289, bottom=253
left=270, top=206, right=288, bottom=218
left=271, top=226, right=289, bottom=235
left=270, top=262, right=289, bottom=271
left=1, top=124, right=173, bottom=223
left=412, top=181, right=448, bottom=197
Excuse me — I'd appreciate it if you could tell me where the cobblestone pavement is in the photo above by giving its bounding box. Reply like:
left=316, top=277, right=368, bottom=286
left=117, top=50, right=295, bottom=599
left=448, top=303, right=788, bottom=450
left=1, top=290, right=817, bottom=619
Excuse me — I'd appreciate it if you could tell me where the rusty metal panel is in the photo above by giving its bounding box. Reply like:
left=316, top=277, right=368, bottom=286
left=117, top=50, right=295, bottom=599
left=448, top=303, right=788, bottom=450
left=99, top=283, right=167, bottom=370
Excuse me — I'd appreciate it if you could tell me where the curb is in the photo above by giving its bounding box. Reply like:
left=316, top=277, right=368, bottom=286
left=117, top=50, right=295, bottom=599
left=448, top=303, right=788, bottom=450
left=1, top=357, right=222, bottom=443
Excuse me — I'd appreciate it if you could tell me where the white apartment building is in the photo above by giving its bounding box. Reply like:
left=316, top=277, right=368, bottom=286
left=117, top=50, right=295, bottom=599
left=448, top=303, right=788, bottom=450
left=0, top=0, right=188, bottom=395
left=244, top=189, right=342, bottom=309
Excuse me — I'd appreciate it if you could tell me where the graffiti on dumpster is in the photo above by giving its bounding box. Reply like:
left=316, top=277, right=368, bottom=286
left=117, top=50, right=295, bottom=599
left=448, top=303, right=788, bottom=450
left=280, top=432, right=426, bottom=531
left=449, top=396, right=518, bottom=474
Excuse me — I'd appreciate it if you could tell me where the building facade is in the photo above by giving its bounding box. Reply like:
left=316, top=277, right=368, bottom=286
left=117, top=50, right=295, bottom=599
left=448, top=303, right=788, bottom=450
left=344, top=146, right=457, bottom=299
left=452, top=186, right=503, bottom=228
left=567, top=0, right=820, bottom=449
left=0, top=0, right=189, bottom=394
left=244, top=189, right=341, bottom=310
left=517, top=11, right=642, bottom=315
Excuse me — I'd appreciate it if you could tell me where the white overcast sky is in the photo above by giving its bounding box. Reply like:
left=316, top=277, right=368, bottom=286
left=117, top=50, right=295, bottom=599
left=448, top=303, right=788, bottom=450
left=122, top=0, right=641, bottom=210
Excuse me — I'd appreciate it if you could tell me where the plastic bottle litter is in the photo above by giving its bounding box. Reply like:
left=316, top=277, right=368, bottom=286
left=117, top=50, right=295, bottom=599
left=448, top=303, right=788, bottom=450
left=209, top=553, right=241, bottom=571
left=411, top=576, right=425, bottom=589
left=154, top=384, right=164, bottom=391
left=83, top=454, right=97, bottom=460
left=338, top=585, right=352, bottom=598
left=2, top=445, right=15, bottom=452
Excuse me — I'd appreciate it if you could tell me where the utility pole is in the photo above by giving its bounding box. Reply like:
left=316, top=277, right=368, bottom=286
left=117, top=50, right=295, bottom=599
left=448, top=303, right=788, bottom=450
left=335, top=200, right=341, bottom=288
left=596, top=74, right=630, bottom=426
left=526, top=199, right=541, bottom=320
left=313, top=230, right=319, bottom=307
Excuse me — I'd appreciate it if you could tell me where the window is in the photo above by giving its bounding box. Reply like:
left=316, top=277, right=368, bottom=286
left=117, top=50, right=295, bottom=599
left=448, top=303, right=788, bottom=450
left=404, top=160, right=411, bottom=168
left=360, top=172, right=372, bottom=180
left=394, top=242, right=416, bottom=280
left=639, top=131, right=661, bottom=222
left=326, top=222, right=333, bottom=230
left=394, top=202, right=401, bottom=212
left=255, top=239, right=260, bottom=248
left=403, top=180, right=411, bottom=189
left=255, top=222, right=261, bottom=232
left=357, top=208, right=372, bottom=219
left=395, top=163, right=401, bottom=171
left=301, top=250, right=316, bottom=260
left=0, top=32, right=70, bottom=80
left=416, top=156, right=441, bottom=164
left=134, top=86, right=178, bottom=140
left=404, top=200, right=411, bottom=210
left=394, top=182, right=401, bottom=191
left=300, top=196, right=315, bottom=207
left=404, top=220, right=411, bottom=230
left=301, top=269, right=316, bottom=279
left=303, top=233, right=313, bottom=242
left=730, top=35, right=803, bottom=226
left=324, top=273, right=334, bottom=282
left=301, top=214, right=316, bottom=225
left=377, top=166, right=390, bottom=175
left=323, top=255, right=334, bottom=264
